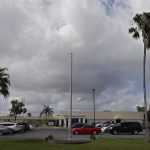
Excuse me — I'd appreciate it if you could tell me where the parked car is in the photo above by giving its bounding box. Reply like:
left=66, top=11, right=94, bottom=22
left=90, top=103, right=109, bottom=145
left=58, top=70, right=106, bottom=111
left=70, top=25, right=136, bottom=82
left=71, top=123, right=85, bottom=128
left=17, top=122, right=31, bottom=132
left=141, top=122, right=150, bottom=129
left=109, top=122, right=143, bottom=135
left=101, top=123, right=116, bottom=133
left=0, top=125, right=12, bottom=135
left=96, top=121, right=112, bottom=128
left=29, top=124, right=36, bottom=129
left=95, top=122, right=103, bottom=127
left=0, top=122, right=24, bottom=133
left=71, top=124, right=101, bottom=135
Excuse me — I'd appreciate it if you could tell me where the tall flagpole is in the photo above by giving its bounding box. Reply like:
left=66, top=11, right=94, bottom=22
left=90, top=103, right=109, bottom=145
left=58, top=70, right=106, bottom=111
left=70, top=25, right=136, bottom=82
left=69, top=52, right=73, bottom=141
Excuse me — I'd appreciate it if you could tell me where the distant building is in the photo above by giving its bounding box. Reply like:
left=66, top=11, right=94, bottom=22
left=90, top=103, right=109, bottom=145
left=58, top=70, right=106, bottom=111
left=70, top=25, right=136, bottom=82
left=0, top=111, right=144, bottom=127
left=58, top=111, right=144, bottom=127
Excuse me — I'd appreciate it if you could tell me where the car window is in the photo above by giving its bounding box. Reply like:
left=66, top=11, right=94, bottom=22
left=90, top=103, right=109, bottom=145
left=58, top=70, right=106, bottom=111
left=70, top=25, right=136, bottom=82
left=120, top=122, right=142, bottom=128
left=1, top=123, right=15, bottom=126
left=131, top=122, right=141, bottom=127
left=120, top=122, right=127, bottom=127
left=75, top=125, right=82, bottom=127
left=4, top=124, right=15, bottom=126
left=71, top=123, right=84, bottom=128
left=84, top=125, right=93, bottom=128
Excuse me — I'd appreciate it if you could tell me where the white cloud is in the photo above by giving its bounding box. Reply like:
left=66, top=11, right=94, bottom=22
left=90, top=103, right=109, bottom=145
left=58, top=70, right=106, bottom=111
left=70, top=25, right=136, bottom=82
left=0, top=0, right=150, bottom=116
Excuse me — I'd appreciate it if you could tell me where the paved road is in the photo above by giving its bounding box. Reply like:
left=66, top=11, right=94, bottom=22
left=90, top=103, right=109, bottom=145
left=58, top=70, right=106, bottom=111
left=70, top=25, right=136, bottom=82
left=0, top=128, right=146, bottom=140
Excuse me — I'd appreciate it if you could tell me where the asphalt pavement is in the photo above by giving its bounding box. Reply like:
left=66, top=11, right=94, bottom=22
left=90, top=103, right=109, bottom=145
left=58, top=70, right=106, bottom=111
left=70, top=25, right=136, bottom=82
left=0, top=127, right=146, bottom=140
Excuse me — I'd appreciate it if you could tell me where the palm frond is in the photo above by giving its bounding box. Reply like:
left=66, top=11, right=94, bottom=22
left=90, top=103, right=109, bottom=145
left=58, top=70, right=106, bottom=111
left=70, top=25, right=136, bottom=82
left=0, top=67, right=10, bottom=97
left=128, top=27, right=140, bottom=39
left=132, top=31, right=140, bottom=39
left=133, top=14, right=143, bottom=29
left=39, top=105, right=54, bottom=117
left=143, top=12, right=150, bottom=24
left=128, top=27, right=136, bottom=33
left=129, top=12, right=150, bottom=49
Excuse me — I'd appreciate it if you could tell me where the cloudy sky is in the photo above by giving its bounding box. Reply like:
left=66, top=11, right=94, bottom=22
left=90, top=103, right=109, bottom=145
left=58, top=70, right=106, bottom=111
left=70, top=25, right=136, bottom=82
left=0, top=0, right=150, bottom=116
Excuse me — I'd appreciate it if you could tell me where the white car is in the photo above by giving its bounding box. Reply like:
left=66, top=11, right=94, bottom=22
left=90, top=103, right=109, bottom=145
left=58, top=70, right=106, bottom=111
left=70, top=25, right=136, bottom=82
left=0, top=122, right=24, bottom=133
left=96, top=121, right=112, bottom=127
left=29, top=124, right=36, bottom=129
left=101, top=123, right=116, bottom=133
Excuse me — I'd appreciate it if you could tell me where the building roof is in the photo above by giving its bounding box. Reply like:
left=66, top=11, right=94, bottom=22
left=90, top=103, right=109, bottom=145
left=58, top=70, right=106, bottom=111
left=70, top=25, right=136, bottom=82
left=59, top=111, right=144, bottom=120
left=0, top=111, right=144, bottom=120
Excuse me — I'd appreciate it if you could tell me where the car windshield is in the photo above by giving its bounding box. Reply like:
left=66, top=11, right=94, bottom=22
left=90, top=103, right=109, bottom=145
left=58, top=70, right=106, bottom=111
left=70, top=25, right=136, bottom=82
left=103, top=124, right=109, bottom=127
left=71, top=123, right=85, bottom=128
left=115, top=123, right=121, bottom=126
left=101, top=122, right=111, bottom=127
left=82, top=125, right=94, bottom=128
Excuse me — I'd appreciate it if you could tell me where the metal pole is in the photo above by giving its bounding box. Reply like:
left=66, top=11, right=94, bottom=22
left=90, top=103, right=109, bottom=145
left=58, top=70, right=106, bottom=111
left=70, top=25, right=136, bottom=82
left=93, top=89, right=95, bottom=127
left=143, top=47, right=150, bottom=141
left=69, top=52, right=73, bottom=141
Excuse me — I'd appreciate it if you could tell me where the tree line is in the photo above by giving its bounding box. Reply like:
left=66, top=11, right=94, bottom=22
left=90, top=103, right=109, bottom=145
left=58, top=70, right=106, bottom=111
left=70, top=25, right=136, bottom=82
left=9, top=99, right=54, bottom=125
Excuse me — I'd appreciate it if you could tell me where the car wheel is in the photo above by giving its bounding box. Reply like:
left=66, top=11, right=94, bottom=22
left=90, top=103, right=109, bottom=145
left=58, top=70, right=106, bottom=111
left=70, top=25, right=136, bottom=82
left=10, top=130, right=14, bottom=135
left=74, top=131, right=79, bottom=135
left=92, top=131, right=97, bottom=135
left=132, top=130, right=138, bottom=135
left=21, top=128, right=26, bottom=133
left=113, top=130, right=118, bottom=135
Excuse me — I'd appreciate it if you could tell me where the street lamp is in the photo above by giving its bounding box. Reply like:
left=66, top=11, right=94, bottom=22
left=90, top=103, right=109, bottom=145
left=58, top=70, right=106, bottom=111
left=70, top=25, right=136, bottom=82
left=93, top=89, right=95, bottom=127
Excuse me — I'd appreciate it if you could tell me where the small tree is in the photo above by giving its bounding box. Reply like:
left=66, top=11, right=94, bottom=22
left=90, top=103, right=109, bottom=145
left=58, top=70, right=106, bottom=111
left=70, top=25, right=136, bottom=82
left=0, top=67, right=10, bottom=98
left=40, top=105, right=54, bottom=126
left=9, top=99, right=27, bottom=122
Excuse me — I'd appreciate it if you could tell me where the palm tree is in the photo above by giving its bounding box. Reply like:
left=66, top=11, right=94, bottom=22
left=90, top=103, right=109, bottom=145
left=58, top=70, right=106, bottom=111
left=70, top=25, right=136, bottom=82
left=0, top=67, right=10, bottom=97
left=129, top=12, right=150, bottom=141
left=40, top=105, right=54, bottom=126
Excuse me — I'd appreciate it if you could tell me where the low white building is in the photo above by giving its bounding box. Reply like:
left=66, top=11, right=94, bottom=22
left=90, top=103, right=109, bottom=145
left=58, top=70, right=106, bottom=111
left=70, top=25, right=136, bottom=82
left=58, top=111, right=144, bottom=127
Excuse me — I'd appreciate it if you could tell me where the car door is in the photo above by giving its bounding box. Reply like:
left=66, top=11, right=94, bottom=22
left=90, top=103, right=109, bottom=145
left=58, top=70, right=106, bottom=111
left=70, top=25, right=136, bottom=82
left=82, top=125, right=92, bottom=134
left=119, top=122, right=129, bottom=133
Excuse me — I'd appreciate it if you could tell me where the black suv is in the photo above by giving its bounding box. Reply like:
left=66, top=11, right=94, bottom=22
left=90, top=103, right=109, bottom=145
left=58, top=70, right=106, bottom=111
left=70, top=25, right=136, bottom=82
left=109, top=122, right=143, bottom=135
left=17, top=122, right=31, bottom=132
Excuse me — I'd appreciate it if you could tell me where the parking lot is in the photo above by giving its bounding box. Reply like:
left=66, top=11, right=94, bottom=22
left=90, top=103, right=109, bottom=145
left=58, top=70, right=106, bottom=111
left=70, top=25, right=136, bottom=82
left=0, top=127, right=146, bottom=140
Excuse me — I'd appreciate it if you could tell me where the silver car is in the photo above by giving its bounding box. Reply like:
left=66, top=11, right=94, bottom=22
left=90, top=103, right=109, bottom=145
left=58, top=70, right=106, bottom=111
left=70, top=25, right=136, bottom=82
left=0, top=125, right=12, bottom=135
left=0, top=122, right=24, bottom=134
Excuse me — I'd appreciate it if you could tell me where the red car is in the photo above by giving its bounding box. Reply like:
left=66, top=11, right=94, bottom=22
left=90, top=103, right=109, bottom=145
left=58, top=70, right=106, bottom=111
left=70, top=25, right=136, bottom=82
left=71, top=124, right=101, bottom=135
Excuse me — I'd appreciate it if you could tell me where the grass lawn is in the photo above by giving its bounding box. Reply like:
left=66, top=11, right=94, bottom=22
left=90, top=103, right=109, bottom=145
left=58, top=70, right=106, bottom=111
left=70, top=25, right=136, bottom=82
left=0, top=138, right=150, bottom=150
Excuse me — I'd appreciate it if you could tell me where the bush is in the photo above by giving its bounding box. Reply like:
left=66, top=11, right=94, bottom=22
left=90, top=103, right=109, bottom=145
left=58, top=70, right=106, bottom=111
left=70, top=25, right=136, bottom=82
left=45, top=135, right=54, bottom=142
